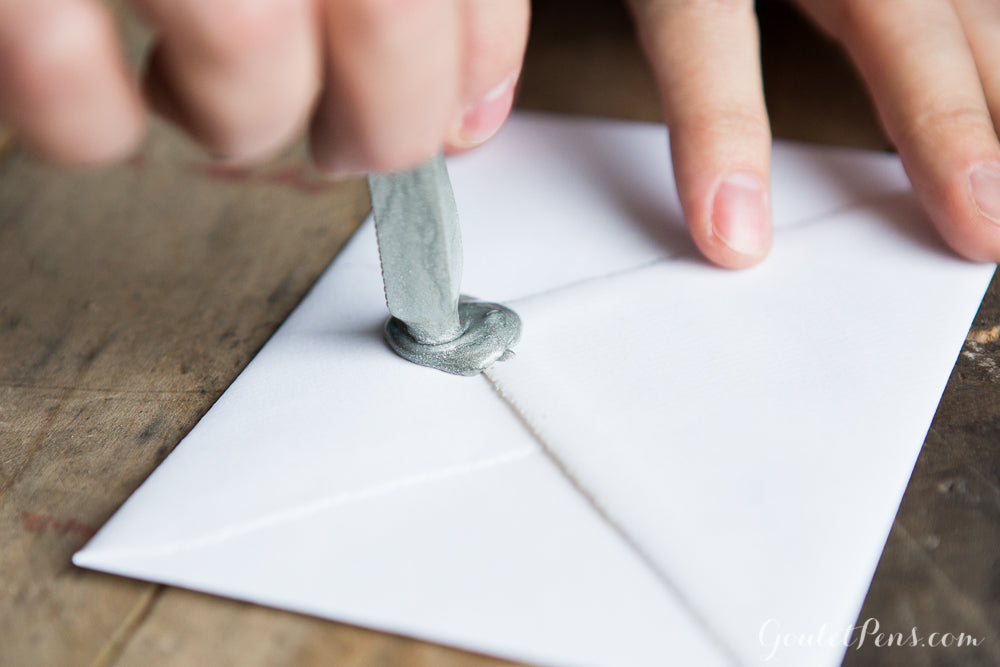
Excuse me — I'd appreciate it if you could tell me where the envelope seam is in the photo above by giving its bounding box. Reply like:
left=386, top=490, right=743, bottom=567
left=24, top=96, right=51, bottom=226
left=481, top=372, right=745, bottom=667
left=503, top=191, right=912, bottom=310
left=81, top=447, right=539, bottom=562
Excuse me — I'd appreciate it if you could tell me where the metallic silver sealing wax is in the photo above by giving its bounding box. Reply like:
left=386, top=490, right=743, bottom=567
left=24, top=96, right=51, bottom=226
left=368, top=154, right=521, bottom=375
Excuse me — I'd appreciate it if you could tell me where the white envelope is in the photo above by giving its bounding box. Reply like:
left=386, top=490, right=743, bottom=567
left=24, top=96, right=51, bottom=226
left=75, top=113, right=995, bottom=667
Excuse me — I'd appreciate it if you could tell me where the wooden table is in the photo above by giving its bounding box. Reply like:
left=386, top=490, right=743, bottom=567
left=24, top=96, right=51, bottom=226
left=3, top=2, right=998, bottom=665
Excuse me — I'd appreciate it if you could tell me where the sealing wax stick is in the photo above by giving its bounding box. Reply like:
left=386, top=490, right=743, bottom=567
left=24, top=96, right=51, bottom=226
left=368, top=153, right=521, bottom=376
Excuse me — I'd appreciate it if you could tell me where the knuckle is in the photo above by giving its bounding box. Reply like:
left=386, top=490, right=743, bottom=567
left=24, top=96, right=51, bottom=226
left=681, top=107, right=770, bottom=143
left=200, top=115, right=297, bottom=162
left=896, top=99, right=993, bottom=146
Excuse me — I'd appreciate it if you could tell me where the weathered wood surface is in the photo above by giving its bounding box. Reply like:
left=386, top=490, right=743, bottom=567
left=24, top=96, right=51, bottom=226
left=0, top=118, right=513, bottom=666
left=1, top=2, right=997, bottom=666
left=842, top=274, right=1000, bottom=667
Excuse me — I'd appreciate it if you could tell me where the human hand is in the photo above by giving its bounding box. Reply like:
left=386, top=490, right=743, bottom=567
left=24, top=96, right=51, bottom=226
left=0, top=0, right=529, bottom=173
left=627, top=0, right=1000, bottom=267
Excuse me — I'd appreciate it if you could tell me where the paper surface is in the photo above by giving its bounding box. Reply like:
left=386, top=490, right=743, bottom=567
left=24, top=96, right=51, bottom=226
left=75, top=113, right=995, bottom=666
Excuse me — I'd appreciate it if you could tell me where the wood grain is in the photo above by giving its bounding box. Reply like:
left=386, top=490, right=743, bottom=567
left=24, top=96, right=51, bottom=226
left=2, top=1, right=997, bottom=666
left=0, top=121, right=388, bottom=664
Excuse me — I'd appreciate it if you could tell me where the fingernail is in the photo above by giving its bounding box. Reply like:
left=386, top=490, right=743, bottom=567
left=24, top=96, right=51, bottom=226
left=449, top=72, right=518, bottom=149
left=969, top=162, right=1000, bottom=225
left=711, top=172, right=770, bottom=256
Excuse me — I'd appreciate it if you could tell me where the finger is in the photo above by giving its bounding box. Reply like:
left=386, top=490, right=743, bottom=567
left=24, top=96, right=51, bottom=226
left=134, top=0, right=320, bottom=162
left=797, top=0, right=1000, bottom=262
left=311, top=0, right=461, bottom=175
left=953, top=1, right=1000, bottom=140
left=629, top=0, right=772, bottom=269
left=0, top=0, right=144, bottom=165
left=445, top=0, right=530, bottom=151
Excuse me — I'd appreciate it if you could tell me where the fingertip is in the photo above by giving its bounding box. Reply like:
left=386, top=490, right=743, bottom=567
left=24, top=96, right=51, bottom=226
left=967, top=163, right=1000, bottom=229
left=445, top=70, right=518, bottom=151
left=308, top=101, right=441, bottom=178
left=690, top=170, right=773, bottom=270
left=932, top=160, right=1000, bottom=262
left=307, top=127, right=363, bottom=178
left=29, top=110, right=146, bottom=167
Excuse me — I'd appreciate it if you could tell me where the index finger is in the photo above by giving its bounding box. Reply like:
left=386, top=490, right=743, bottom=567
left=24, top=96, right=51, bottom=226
left=630, top=0, right=773, bottom=269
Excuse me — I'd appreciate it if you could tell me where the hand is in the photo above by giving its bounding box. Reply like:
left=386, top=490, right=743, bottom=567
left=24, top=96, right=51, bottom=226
left=0, top=0, right=529, bottom=174
left=628, top=0, right=1000, bottom=266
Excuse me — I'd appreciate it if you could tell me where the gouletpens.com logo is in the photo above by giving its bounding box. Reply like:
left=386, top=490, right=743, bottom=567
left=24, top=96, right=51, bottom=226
left=759, top=617, right=984, bottom=661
